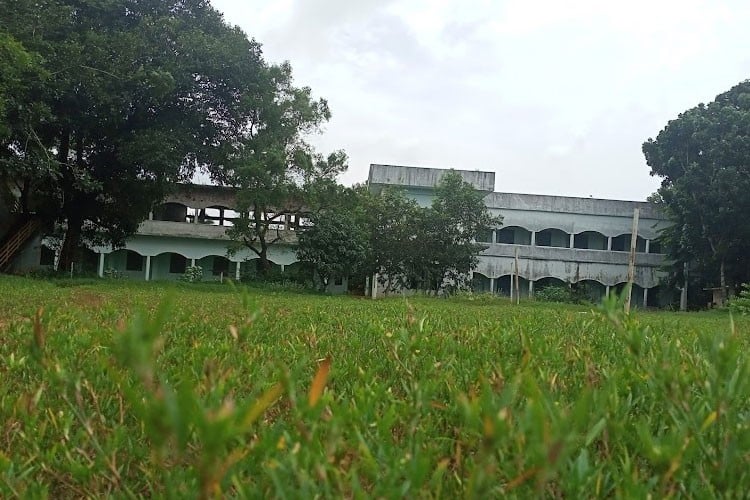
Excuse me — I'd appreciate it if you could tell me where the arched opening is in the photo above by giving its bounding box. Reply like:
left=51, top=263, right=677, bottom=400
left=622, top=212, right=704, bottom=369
left=239, top=259, right=283, bottom=282
left=471, top=273, right=492, bottom=293
left=496, top=275, right=530, bottom=297
left=535, top=276, right=567, bottom=291
left=475, top=229, right=493, bottom=244
left=496, top=226, right=532, bottom=245
left=611, top=234, right=647, bottom=252
left=535, top=228, right=570, bottom=248
left=154, top=202, right=189, bottom=222
left=573, top=231, right=607, bottom=250
left=610, top=282, right=645, bottom=307
left=39, top=244, right=55, bottom=267
left=104, top=249, right=146, bottom=278
left=149, top=252, right=190, bottom=280
left=648, top=239, right=662, bottom=254
left=573, top=279, right=606, bottom=302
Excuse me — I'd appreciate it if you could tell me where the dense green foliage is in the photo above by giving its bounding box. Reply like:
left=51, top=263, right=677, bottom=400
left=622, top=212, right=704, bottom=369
left=643, top=80, right=750, bottom=304
left=224, top=59, right=348, bottom=274
left=0, top=0, right=338, bottom=271
left=297, top=172, right=501, bottom=294
left=1, top=276, right=749, bottom=497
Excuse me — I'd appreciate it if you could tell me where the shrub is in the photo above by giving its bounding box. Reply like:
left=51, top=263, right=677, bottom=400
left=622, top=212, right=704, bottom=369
left=730, top=283, right=750, bottom=315
left=180, top=265, right=203, bottom=283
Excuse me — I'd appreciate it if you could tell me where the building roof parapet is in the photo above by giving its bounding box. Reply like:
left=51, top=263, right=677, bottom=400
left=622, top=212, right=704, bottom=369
left=368, top=164, right=495, bottom=193
left=484, top=192, right=663, bottom=219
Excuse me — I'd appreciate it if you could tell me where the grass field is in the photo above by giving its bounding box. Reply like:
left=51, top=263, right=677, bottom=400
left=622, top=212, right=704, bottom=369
left=1, top=276, right=749, bottom=498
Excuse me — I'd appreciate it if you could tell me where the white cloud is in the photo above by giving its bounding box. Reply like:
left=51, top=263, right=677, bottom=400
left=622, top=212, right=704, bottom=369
left=210, top=0, right=750, bottom=200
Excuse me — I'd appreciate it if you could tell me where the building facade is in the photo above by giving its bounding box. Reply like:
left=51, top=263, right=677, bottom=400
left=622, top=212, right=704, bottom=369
left=4, top=164, right=669, bottom=305
left=368, top=164, right=669, bottom=306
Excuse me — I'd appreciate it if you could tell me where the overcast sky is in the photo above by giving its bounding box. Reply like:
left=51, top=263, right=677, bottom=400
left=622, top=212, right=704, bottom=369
left=210, top=0, right=750, bottom=200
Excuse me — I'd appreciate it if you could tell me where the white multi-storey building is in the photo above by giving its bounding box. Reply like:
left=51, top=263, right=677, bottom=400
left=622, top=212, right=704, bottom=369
left=3, top=164, right=669, bottom=305
left=368, top=164, right=669, bottom=306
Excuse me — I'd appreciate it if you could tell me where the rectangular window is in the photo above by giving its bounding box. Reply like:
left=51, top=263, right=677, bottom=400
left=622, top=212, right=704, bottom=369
left=40, top=246, right=55, bottom=266
left=169, top=254, right=187, bottom=274
left=126, top=251, right=143, bottom=271
left=212, top=257, right=229, bottom=276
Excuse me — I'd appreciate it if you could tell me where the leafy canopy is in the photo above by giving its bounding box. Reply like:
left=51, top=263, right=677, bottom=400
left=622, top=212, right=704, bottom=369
left=643, top=80, right=750, bottom=298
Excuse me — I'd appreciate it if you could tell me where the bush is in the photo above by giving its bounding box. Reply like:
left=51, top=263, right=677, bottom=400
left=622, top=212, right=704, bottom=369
left=535, top=284, right=593, bottom=304
left=730, top=283, right=750, bottom=315
left=180, top=265, right=203, bottom=283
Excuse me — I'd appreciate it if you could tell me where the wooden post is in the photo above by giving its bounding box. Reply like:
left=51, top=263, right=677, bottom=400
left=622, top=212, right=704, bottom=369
left=680, top=261, right=688, bottom=311
left=624, top=208, right=640, bottom=313
left=514, top=248, right=520, bottom=305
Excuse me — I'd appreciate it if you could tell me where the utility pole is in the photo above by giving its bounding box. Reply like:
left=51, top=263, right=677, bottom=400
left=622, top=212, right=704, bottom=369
left=624, top=208, right=640, bottom=314
left=514, top=247, right=520, bottom=305
left=680, top=261, right=688, bottom=311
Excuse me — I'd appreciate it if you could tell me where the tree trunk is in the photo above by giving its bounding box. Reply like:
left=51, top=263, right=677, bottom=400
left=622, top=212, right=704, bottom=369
left=58, top=214, right=83, bottom=273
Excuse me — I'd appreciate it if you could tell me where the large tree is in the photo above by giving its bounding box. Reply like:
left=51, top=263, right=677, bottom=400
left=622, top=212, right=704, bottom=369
left=296, top=172, right=501, bottom=295
left=226, top=62, right=347, bottom=275
left=1, top=0, right=265, bottom=268
left=643, top=80, right=750, bottom=301
left=417, top=171, right=502, bottom=293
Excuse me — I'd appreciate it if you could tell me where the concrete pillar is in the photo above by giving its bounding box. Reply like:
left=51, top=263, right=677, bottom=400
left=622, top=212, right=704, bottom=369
left=235, top=261, right=241, bottom=280
left=605, top=285, right=611, bottom=297
left=194, top=208, right=200, bottom=224
left=643, top=287, right=649, bottom=307
left=645, top=239, right=650, bottom=254
left=530, top=231, right=536, bottom=246
left=145, top=255, right=151, bottom=281
left=607, top=236, right=613, bottom=251
left=148, top=210, right=153, bottom=221
left=569, top=233, right=575, bottom=248
left=491, top=230, right=496, bottom=244
left=365, top=276, right=371, bottom=296
left=190, top=258, right=196, bottom=267
left=98, top=253, right=105, bottom=278
left=528, top=280, right=534, bottom=298
left=490, top=277, right=495, bottom=293
left=372, top=273, right=378, bottom=299
left=281, top=264, right=285, bottom=273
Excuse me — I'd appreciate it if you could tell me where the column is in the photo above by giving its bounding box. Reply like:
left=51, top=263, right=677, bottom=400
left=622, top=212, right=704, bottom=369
left=643, top=287, right=649, bottom=308
left=145, top=255, right=151, bottom=281
left=569, top=233, right=575, bottom=248
left=372, top=273, right=378, bottom=299
left=607, top=236, right=613, bottom=251
left=605, top=285, right=611, bottom=297
left=148, top=210, right=153, bottom=221
left=528, top=280, right=534, bottom=298
left=235, top=261, right=241, bottom=281
left=194, top=208, right=200, bottom=224
left=281, top=264, right=285, bottom=273
left=491, top=230, right=497, bottom=244
left=190, top=258, right=196, bottom=267
left=530, top=231, right=536, bottom=246
left=645, top=239, right=650, bottom=254
left=490, top=277, right=495, bottom=294
left=98, top=253, right=105, bottom=278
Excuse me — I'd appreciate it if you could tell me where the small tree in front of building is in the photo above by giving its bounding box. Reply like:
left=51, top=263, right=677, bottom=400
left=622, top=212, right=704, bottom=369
left=414, top=171, right=502, bottom=294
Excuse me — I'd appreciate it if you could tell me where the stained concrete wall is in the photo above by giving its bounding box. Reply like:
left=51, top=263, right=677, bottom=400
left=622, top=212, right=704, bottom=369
left=368, top=164, right=495, bottom=193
